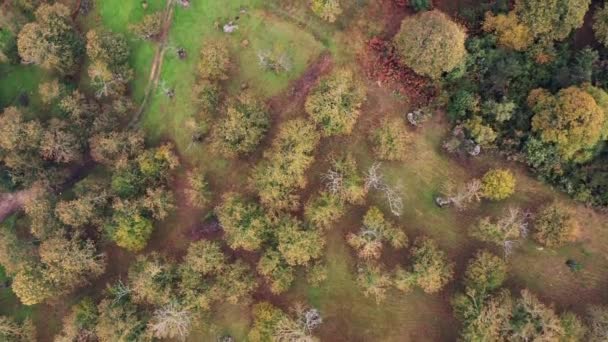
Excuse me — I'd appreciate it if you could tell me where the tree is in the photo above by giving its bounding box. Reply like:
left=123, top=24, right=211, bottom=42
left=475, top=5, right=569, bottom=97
left=323, top=154, right=367, bottom=205
left=453, top=289, right=513, bottom=341
left=11, top=263, right=58, bottom=305
left=507, top=289, right=565, bottom=340
left=23, top=189, right=59, bottom=239
left=463, top=250, right=507, bottom=294
left=110, top=209, right=154, bottom=252
left=356, top=263, right=392, bottom=303
left=482, top=99, right=516, bottom=123
left=304, top=191, right=345, bottom=230
left=17, top=3, right=83, bottom=74
left=142, top=187, right=175, bottom=220
left=465, top=116, right=497, bottom=147
left=529, top=86, right=607, bottom=162
left=197, top=40, right=231, bottom=81
left=130, top=12, right=163, bottom=40
left=215, top=193, right=269, bottom=251
left=182, top=240, right=226, bottom=276
left=470, top=207, right=526, bottom=246
left=310, top=0, right=342, bottom=23
left=147, top=302, right=193, bottom=341
left=533, top=202, right=578, bottom=247
left=483, top=12, right=533, bottom=51
left=89, top=130, right=145, bottom=167
left=214, top=92, right=270, bottom=156
left=94, top=299, right=147, bottom=342
left=55, top=298, right=99, bottom=342
left=183, top=169, right=210, bottom=209
left=347, top=206, right=407, bottom=260
left=514, top=0, right=590, bottom=42
left=39, top=234, right=106, bottom=290
left=393, top=10, right=467, bottom=79
left=305, top=68, right=366, bottom=136
left=257, top=250, right=295, bottom=294
left=86, top=29, right=129, bottom=67
left=587, top=306, right=608, bottom=342
left=252, top=119, right=321, bottom=211
left=0, top=316, right=36, bottom=342
left=277, top=216, right=325, bottom=266
left=396, top=237, right=453, bottom=294
left=481, top=168, right=516, bottom=200
left=129, top=252, right=176, bottom=306
left=370, top=118, right=410, bottom=161
left=39, top=119, right=82, bottom=164
left=594, top=4, right=608, bottom=47
left=212, top=260, right=257, bottom=304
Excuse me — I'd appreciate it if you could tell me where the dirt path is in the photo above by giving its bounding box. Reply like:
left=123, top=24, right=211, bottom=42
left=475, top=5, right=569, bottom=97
left=129, top=0, right=176, bottom=127
left=268, top=52, right=333, bottom=120
left=0, top=188, right=35, bottom=223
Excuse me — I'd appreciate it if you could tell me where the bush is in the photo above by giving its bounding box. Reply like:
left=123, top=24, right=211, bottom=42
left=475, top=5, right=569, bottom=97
left=394, top=10, right=467, bottom=78
left=463, top=250, right=507, bottom=293
left=370, top=118, right=410, bottom=161
left=304, top=191, right=345, bottom=230
left=214, top=92, right=270, bottom=156
left=197, top=40, right=231, bottom=81
left=481, top=169, right=516, bottom=200
left=305, top=69, right=366, bottom=136
left=533, top=202, right=578, bottom=247
left=310, top=0, right=342, bottom=23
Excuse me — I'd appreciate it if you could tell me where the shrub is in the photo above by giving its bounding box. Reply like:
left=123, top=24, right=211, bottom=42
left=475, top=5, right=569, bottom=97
left=394, top=10, right=467, bottom=78
left=481, top=169, right=516, bottom=200
left=197, top=40, right=231, bottom=81
left=463, top=250, right=507, bottom=293
left=310, top=0, right=342, bottom=23
left=304, top=191, right=345, bottom=230
left=533, top=202, right=578, bottom=247
left=214, top=92, right=270, bottom=156
left=594, top=4, right=608, bottom=47
left=305, top=69, right=366, bottom=136
left=370, top=118, right=410, bottom=161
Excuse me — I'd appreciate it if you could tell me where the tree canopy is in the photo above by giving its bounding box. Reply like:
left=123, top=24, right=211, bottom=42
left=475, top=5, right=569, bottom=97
left=394, top=10, right=467, bottom=78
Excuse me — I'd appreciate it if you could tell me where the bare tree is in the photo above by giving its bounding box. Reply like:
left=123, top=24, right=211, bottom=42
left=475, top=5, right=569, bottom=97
left=322, top=169, right=343, bottom=195
left=363, top=163, right=404, bottom=216
left=148, top=302, right=193, bottom=341
left=439, top=179, right=482, bottom=210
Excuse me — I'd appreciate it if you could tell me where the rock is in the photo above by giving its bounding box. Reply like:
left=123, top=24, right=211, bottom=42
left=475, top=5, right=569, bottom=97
left=464, top=139, right=481, bottom=156
left=241, top=39, right=249, bottom=48
left=223, top=22, right=239, bottom=33
left=141, top=1, right=148, bottom=9
left=240, top=82, right=248, bottom=90
left=435, top=197, right=451, bottom=208
left=177, top=47, right=187, bottom=60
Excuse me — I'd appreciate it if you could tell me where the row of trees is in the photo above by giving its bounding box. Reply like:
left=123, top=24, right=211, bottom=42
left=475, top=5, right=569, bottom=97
left=453, top=249, right=608, bottom=341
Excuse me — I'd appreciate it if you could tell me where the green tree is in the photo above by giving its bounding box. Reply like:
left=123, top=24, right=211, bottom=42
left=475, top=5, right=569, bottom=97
left=594, top=3, right=608, bottom=47
left=197, top=40, right=231, bottom=81
left=470, top=207, right=525, bottom=245
left=17, top=3, right=83, bottom=74
left=215, top=193, right=269, bottom=251
left=483, top=12, right=533, bottom=51
left=356, top=263, right=393, bottom=303
left=310, top=0, right=342, bottom=23
left=0, top=316, right=36, bottom=342
left=214, top=92, right=270, bottom=156
left=529, top=86, right=607, bottom=162
left=183, top=240, right=226, bottom=276
left=514, top=0, right=590, bottom=42
left=393, top=10, right=467, bottom=78
left=304, top=191, right=345, bottom=230
left=257, top=250, right=295, bottom=294
left=55, top=298, right=99, bottom=342
left=347, top=206, right=407, bottom=260
left=252, top=119, right=321, bottom=211
left=130, top=12, right=163, bottom=40
left=463, top=250, right=507, bottom=294
left=305, top=68, right=366, bottom=136
left=533, top=202, right=578, bottom=247
left=370, top=118, right=410, bottom=161
left=465, top=116, right=497, bottom=147
left=481, top=168, right=516, bottom=200
left=395, top=237, right=453, bottom=294
left=325, top=154, right=368, bottom=205
left=110, top=209, right=154, bottom=252
left=94, top=299, right=148, bottom=342
left=212, top=260, right=257, bottom=304
left=277, top=216, right=325, bottom=266
left=11, top=263, right=58, bottom=306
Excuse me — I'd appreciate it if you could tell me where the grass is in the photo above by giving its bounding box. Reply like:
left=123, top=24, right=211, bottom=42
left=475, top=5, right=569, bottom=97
left=141, top=1, right=323, bottom=154
left=0, top=64, right=49, bottom=111
left=94, top=0, right=166, bottom=102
